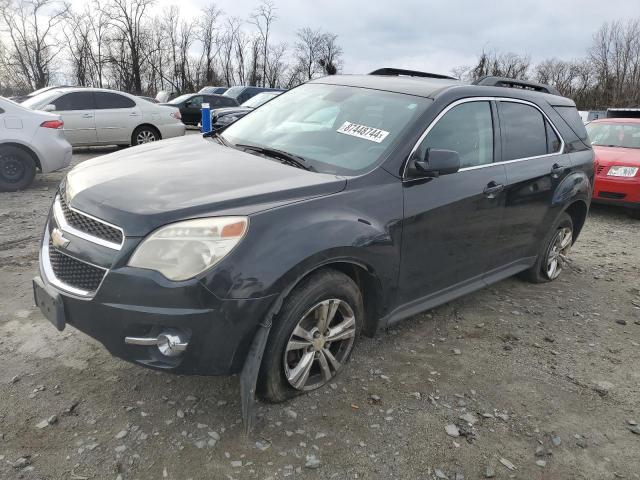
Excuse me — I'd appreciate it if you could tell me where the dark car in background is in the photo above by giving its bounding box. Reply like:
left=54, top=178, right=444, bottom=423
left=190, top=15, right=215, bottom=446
left=223, top=85, right=285, bottom=105
left=212, top=91, right=282, bottom=128
left=162, top=93, right=238, bottom=126
left=33, top=69, right=592, bottom=405
left=198, top=86, right=228, bottom=95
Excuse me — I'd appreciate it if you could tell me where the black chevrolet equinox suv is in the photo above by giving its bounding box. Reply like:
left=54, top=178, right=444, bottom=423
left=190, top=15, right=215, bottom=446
left=34, top=68, right=593, bottom=406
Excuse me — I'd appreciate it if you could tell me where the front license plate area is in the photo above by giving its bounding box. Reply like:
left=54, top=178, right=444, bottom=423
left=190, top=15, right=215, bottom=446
left=33, top=277, right=66, bottom=331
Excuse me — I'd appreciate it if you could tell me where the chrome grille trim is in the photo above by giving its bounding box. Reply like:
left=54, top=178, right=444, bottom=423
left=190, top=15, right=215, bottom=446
left=53, top=194, right=124, bottom=250
left=41, top=226, right=108, bottom=297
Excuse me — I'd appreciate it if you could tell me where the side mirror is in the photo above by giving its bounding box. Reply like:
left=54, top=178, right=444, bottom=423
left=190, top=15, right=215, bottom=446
left=43, top=104, right=56, bottom=112
left=409, top=148, right=460, bottom=178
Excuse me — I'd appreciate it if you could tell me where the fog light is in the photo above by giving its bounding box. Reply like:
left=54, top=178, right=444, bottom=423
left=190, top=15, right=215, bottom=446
left=157, top=331, right=189, bottom=357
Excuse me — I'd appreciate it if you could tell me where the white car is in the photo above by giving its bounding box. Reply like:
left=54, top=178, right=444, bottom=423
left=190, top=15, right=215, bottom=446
left=0, top=96, right=72, bottom=191
left=22, top=88, right=185, bottom=147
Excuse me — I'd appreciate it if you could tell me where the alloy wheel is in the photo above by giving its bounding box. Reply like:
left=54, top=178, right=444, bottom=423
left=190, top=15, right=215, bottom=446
left=545, top=226, right=572, bottom=280
left=283, top=298, right=356, bottom=391
left=136, top=130, right=157, bottom=144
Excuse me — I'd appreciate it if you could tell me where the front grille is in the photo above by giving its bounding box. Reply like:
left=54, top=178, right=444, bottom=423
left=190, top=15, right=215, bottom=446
left=596, top=165, right=607, bottom=175
left=598, top=191, right=626, bottom=199
left=58, top=187, right=123, bottom=245
left=48, top=241, right=106, bottom=292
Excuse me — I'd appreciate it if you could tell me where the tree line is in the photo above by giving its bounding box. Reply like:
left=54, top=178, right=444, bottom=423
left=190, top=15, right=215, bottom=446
left=0, top=0, right=344, bottom=96
left=452, top=18, right=640, bottom=110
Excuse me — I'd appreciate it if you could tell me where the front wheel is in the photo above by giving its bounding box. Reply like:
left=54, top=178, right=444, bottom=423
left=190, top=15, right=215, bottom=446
left=522, top=212, right=574, bottom=283
left=0, top=146, right=36, bottom=192
left=258, top=270, right=363, bottom=403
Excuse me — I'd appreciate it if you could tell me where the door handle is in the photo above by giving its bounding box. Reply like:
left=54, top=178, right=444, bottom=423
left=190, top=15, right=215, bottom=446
left=129, top=112, right=139, bottom=116
left=551, top=163, right=566, bottom=176
left=82, top=113, right=93, bottom=118
left=483, top=181, right=504, bottom=196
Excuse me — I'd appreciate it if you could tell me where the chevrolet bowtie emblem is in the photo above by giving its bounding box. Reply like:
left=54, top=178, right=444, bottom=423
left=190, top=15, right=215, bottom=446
left=51, top=228, right=70, bottom=249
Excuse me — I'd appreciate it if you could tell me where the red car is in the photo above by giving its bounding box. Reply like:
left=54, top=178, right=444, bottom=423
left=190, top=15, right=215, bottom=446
left=587, top=118, right=640, bottom=219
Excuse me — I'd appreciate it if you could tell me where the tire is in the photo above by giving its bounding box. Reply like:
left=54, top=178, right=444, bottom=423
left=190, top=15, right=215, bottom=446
left=131, top=126, right=159, bottom=146
left=0, top=146, right=36, bottom=192
left=626, top=208, right=640, bottom=220
left=257, top=269, right=364, bottom=403
left=521, top=212, right=573, bottom=283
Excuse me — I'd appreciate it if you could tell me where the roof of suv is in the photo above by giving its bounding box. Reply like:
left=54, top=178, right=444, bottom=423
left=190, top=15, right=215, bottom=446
left=311, top=72, right=575, bottom=107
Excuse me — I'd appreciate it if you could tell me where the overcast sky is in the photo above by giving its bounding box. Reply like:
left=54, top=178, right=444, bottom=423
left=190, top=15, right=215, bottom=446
left=146, top=0, right=640, bottom=75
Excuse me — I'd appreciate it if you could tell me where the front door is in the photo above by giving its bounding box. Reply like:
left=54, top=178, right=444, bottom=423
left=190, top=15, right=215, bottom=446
left=183, top=95, right=204, bottom=125
left=52, top=92, right=96, bottom=146
left=398, top=100, right=507, bottom=306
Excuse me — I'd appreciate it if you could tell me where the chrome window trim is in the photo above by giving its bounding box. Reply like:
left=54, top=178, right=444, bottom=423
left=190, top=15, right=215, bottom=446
left=53, top=195, right=124, bottom=250
left=403, top=96, right=566, bottom=178
left=40, top=225, right=108, bottom=298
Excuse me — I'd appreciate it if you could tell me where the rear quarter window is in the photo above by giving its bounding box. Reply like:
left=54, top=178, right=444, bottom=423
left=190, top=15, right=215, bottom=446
left=553, top=106, right=589, bottom=144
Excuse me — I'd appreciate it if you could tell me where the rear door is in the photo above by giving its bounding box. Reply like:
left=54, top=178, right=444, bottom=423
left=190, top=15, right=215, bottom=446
left=493, top=100, right=569, bottom=268
left=51, top=92, right=96, bottom=146
left=94, top=92, right=140, bottom=145
left=398, top=99, right=507, bottom=306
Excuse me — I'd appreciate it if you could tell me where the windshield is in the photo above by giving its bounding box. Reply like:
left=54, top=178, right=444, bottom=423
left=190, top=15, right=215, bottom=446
left=22, top=90, right=63, bottom=110
left=586, top=122, right=640, bottom=149
left=221, top=83, right=431, bottom=175
left=168, top=94, right=194, bottom=105
left=241, top=92, right=278, bottom=108
left=223, top=86, right=244, bottom=99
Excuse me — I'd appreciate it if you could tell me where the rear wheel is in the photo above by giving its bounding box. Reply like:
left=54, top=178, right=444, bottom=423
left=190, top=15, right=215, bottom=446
left=258, top=269, right=363, bottom=403
left=522, top=212, right=573, bottom=283
left=132, top=126, right=159, bottom=146
left=0, top=146, right=36, bottom=192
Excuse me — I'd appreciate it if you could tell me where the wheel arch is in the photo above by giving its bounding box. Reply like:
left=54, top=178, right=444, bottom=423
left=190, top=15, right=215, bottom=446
left=0, top=141, right=41, bottom=171
left=132, top=123, right=162, bottom=144
left=564, top=199, right=589, bottom=242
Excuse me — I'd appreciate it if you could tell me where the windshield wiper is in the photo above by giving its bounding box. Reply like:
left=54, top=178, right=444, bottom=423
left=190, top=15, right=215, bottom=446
left=235, top=144, right=315, bottom=171
left=203, top=129, right=232, bottom=147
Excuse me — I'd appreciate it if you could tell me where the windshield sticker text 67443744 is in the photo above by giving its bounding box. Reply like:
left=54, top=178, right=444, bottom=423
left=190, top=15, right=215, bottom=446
left=336, top=121, right=390, bottom=143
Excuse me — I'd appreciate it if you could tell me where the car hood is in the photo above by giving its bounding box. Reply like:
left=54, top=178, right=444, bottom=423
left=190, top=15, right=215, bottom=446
left=593, top=145, right=640, bottom=166
left=66, top=135, right=346, bottom=236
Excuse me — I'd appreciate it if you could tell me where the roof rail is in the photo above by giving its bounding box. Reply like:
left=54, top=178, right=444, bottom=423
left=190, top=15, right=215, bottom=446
left=472, top=76, right=561, bottom=96
left=369, top=68, right=457, bottom=80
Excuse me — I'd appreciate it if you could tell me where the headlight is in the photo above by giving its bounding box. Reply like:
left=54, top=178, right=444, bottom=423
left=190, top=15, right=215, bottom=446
left=128, top=217, right=248, bottom=281
left=607, top=166, right=638, bottom=177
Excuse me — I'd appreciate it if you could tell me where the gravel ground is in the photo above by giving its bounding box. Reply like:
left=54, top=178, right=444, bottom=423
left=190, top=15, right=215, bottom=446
left=0, top=143, right=639, bottom=480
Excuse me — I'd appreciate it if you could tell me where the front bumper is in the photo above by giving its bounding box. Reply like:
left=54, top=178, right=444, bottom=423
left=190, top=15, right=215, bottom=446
left=593, top=174, right=640, bottom=208
left=35, top=200, right=276, bottom=375
left=34, top=266, right=275, bottom=375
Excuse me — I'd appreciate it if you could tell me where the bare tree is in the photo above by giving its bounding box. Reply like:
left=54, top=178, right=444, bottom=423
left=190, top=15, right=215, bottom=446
left=102, top=0, right=153, bottom=94
left=249, top=0, right=276, bottom=87
left=294, top=27, right=323, bottom=80
left=318, top=32, right=342, bottom=75
left=198, top=3, right=222, bottom=86
left=0, top=0, right=69, bottom=89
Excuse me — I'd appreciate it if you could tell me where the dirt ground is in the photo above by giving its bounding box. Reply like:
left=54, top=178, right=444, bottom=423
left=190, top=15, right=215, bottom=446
left=0, top=144, right=639, bottom=480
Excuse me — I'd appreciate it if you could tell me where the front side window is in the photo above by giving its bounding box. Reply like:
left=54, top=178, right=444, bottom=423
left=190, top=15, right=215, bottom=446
left=415, top=101, right=494, bottom=169
left=187, top=96, right=203, bottom=107
left=499, top=102, right=550, bottom=160
left=94, top=92, right=136, bottom=109
left=52, top=92, right=95, bottom=111
left=221, top=83, right=431, bottom=175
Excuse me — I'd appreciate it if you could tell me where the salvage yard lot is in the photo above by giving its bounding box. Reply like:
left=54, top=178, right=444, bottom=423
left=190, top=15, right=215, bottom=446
left=0, top=144, right=639, bottom=480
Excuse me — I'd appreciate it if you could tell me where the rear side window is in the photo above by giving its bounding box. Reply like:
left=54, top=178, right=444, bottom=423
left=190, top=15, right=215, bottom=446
left=94, top=92, right=136, bottom=109
left=53, top=92, right=95, bottom=111
left=416, top=101, right=494, bottom=168
left=499, top=102, right=549, bottom=160
left=553, top=105, right=589, bottom=143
